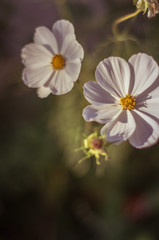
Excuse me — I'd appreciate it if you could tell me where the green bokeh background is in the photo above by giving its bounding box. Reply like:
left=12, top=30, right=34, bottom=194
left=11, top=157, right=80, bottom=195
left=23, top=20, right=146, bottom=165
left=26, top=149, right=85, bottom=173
left=0, top=0, right=159, bottom=239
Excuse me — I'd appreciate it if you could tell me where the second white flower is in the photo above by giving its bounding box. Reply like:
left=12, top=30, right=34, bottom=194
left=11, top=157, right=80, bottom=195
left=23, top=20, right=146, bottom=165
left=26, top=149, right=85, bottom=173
left=83, top=53, right=159, bottom=149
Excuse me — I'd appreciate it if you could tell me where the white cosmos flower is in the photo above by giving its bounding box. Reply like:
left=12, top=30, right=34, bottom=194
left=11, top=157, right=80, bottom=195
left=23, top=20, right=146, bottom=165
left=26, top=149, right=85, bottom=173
left=21, top=19, right=84, bottom=97
left=82, top=53, right=159, bottom=149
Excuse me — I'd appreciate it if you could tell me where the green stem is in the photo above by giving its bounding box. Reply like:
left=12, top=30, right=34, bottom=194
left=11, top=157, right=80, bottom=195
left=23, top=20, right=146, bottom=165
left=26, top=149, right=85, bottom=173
left=112, top=9, right=141, bottom=37
left=76, top=79, right=83, bottom=96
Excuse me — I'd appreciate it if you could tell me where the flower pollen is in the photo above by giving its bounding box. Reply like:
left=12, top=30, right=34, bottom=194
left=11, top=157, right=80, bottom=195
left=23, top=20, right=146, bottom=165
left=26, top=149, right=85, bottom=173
left=51, top=54, right=65, bottom=70
left=120, top=94, right=136, bottom=110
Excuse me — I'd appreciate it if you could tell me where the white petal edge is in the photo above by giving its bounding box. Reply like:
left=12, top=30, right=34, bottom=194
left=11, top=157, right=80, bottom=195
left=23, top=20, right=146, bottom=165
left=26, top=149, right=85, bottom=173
left=52, top=19, right=75, bottom=52
left=95, top=57, right=132, bottom=99
left=21, top=43, right=52, bottom=68
left=37, top=86, right=52, bottom=98
left=34, top=26, right=58, bottom=54
left=61, top=34, right=84, bottom=61
left=129, top=110, right=159, bottom=149
left=65, top=59, right=82, bottom=82
left=129, top=53, right=159, bottom=96
left=83, top=81, right=116, bottom=106
left=49, top=70, right=74, bottom=95
left=101, top=110, right=136, bottom=144
left=136, top=97, right=159, bottom=120
left=82, top=104, right=122, bottom=124
left=134, top=75, right=159, bottom=104
left=22, top=65, right=52, bottom=88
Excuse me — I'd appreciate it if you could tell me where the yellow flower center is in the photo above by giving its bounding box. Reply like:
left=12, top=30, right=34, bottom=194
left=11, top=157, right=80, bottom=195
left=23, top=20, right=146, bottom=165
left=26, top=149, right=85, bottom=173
left=120, top=94, right=136, bottom=110
left=51, top=54, right=65, bottom=70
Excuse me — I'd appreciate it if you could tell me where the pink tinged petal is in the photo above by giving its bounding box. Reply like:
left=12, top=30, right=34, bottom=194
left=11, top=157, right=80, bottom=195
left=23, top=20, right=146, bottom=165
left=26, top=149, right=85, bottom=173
left=37, top=86, right=52, bottom=98
left=95, top=57, right=131, bottom=99
left=101, top=110, right=136, bottom=144
left=61, top=35, right=84, bottom=61
left=22, top=65, right=52, bottom=88
left=82, top=105, right=122, bottom=124
left=34, top=26, right=58, bottom=54
left=49, top=70, right=74, bottom=95
left=129, top=110, right=159, bottom=149
left=65, top=59, right=81, bottom=82
left=83, top=81, right=116, bottom=106
left=52, top=19, right=75, bottom=51
left=129, top=53, right=159, bottom=96
left=21, top=43, right=52, bottom=68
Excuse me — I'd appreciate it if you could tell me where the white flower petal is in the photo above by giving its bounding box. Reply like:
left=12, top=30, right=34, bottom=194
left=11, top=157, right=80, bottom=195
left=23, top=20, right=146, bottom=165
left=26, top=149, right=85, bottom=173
left=101, top=110, right=136, bottom=143
left=21, top=43, right=52, bottom=67
left=34, top=26, right=58, bottom=54
left=135, top=75, right=159, bottom=105
left=82, top=105, right=122, bottom=124
left=61, top=34, right=84, bottom=61
left=83, top=81, right=116, bottom=106
left=147, top=82, right=159, bottom=98
left=49, top=70, right=74, bottom=95
left=37, top=86, right=52, bottom=98
left=65, top=59, right=81, bottom=82
left=52, top=19, right=75, bottom=51
left=137, top=97, right=159, bottom=119
left=129, top=110, right=159, bottom=148
left=22, top=65, right=52, bottom=88
left=129, top=53, right=159, bottom=96
left=95, top=57, right=132, bottom=99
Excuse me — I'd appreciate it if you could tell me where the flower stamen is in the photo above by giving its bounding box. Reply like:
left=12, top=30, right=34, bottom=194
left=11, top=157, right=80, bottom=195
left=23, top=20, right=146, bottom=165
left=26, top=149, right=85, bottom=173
left=51, top=54, right=65, bottom=70
left=90, top=138, right=103, bottom=150
left=120, top=94, right=136, bottom=110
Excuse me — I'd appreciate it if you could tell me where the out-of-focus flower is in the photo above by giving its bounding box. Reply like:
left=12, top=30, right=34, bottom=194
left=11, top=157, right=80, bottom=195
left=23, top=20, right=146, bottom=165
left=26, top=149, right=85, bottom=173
left=133, top=0, right=159, bottom=18
left=77, top=132, right=109, bottom=165
left=21, top=19, right=84, bottom=97
left=83, top=53, right=159, bottom=149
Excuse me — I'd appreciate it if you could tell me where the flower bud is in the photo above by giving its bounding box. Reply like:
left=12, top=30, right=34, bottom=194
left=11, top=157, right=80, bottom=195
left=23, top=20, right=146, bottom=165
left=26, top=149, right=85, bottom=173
left=81, top=132, right=110, bottom=165
left=134, top=0, right=159, bottom=18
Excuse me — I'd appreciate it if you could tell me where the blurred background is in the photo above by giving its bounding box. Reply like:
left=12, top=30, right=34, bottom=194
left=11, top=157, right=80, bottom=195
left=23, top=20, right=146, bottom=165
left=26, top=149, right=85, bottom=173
left=1, top=0, right=159, bottom=239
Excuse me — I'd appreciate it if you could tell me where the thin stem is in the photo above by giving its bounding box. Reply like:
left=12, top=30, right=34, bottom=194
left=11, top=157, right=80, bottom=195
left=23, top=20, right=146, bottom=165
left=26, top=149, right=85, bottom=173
left=76, top=79, right=83, bottom=96
left=54, top=0, right=73, bottom=20
left=112, top=9, right=141, bottom=37
left=78, top=155, right=89, bottom=164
